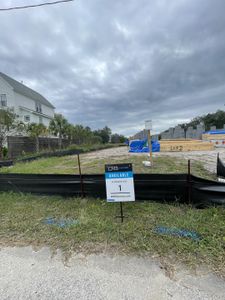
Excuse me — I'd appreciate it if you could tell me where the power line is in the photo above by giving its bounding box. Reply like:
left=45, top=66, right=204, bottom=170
left=0, top=0, right=74, bottom=11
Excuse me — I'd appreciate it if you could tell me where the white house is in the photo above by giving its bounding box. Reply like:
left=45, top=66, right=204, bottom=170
left=0, top=72, right=55, bottom=127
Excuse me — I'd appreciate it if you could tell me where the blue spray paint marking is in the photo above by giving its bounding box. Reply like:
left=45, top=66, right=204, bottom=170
left=154, top=226, right=201, bottom=241
left=43, top=217, right=79, bottom=228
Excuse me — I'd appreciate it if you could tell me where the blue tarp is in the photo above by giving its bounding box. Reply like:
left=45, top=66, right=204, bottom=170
left=204, top=130, right=225, bottom=135
left=129, top=139, right=160, bottom=153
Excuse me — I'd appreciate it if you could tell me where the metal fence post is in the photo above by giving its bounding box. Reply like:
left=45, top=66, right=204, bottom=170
left=187, top=159, right=192, bottom=205
left=77, top=153, right=85, bottom=197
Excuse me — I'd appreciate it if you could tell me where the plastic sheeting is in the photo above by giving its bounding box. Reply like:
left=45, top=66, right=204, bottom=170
left=17, top=149, right=82, bottom=163
left=0, top=172, right=224, bottom=207
left=217, top=155, right=225, bottom=178
left=129, top=139, right=160, bottom=153
left=204, top=130, right=225, bottom=135
left=191, top=175, right=225, bottom=207
left=0, top=160, right=13, bottom=168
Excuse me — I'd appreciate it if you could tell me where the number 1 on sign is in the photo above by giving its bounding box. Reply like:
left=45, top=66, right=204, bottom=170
left=119, top=185, right=122, bottom=191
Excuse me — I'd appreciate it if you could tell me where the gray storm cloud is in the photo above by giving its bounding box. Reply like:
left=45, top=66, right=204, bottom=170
left=0, top=0, right=225, bottom=135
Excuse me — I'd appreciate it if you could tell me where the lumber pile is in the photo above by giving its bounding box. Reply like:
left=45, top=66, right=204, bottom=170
left=159, top=139, right=214, bottom=152
left=202, top=133, right=225, bottom=140
left=202, top=133, right=225, bottom=147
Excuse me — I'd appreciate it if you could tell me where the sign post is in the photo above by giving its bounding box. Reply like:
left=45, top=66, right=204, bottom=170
left=145, top=120, right=153, bottom=166
left=105, top=163, right=135, bottom=222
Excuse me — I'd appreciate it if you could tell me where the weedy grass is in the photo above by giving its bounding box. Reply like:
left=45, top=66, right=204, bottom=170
left=0, top=192, right=224, bottom=275
left=0, top=153, right=216, bottom=180
left=15, top=143, right=122, bottom=161
left=0, top=150, right=222, bottom=274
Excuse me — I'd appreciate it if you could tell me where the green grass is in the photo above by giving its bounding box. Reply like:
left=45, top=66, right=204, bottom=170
left=15, top=143, right=122, bottom=161
left=0, top=192, right=224, bottom=275
left=0, top=153, right=215, bottom=180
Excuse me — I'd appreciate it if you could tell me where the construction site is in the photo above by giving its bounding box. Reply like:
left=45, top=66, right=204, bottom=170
left=130, top=123, right=225, bottom=153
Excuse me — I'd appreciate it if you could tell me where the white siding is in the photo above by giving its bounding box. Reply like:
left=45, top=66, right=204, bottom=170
left=44, top=105, right=54, bottom=119
left=0, top=75, right=54, bottom=127
left=0, top=77, right=15, bottom=108
left=15, top=92, right=54, bottom=126
left=15, top=92, right=36, bottom=111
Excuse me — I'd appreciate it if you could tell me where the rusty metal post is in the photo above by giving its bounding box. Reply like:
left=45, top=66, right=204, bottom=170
left=77, top=153, right=84, bottom=197
left=116, top=202, right=125, bottom=223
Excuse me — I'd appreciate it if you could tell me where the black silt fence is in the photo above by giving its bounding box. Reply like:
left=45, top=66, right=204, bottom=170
left=217, top=155, right=225, bottom=178
left=0, top=160, right=13, bottom=167
left=16, top=149, right=83, bottom=163
left=0, top=173, right=225, bottom=207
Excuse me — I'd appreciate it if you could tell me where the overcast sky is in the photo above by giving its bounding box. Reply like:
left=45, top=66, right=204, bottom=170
left=0, top=0, right=225, bottom=136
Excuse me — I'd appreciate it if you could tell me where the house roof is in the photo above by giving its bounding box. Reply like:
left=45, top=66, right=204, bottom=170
left=0, top=72, right=55, bottom=109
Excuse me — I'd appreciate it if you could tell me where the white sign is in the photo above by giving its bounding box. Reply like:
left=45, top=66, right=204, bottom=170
left=145, top=120, right=152, bottom=130
left=105, top=163, right=135, bottom=202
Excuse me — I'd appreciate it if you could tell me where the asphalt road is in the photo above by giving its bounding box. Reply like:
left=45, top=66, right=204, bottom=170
left=0, top=247, right=224, bottom=300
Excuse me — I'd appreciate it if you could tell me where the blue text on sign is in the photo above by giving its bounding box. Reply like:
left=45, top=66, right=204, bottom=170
left=105, top=171, right=133, bottom=179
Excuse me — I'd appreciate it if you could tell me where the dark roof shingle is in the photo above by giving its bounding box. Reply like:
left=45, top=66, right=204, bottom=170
left=0, top=72, right=55, bottom=109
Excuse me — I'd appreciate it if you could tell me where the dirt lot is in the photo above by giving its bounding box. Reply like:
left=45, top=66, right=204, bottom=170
left=84, top=146, right=224, bottom=173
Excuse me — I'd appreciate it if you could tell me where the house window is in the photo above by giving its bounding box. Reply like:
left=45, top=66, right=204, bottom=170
left=24, top=115, right=30, bottom=122
left=0, top=94, right=7, bottom=107
left=35, top=102, right=42, bottom=113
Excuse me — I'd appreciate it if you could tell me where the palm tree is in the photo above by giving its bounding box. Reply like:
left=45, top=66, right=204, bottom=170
left=27, top=123, right=47, bottom=153
left=49, top=114, right=68, bottom=149
left=65, top=123, right=75, bottom=145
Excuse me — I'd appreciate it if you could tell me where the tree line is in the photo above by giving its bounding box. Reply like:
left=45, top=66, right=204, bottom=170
left=178, top=110, right=225, bottom=131
left=0, top=109, right=126, bottom=157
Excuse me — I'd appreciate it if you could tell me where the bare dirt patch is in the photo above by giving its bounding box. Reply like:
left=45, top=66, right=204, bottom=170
left=82, top=146, right=225, bottom=173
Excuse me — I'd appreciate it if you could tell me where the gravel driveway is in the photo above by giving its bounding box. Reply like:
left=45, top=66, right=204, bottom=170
left=0, top=247, right=224, bottom=300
